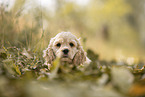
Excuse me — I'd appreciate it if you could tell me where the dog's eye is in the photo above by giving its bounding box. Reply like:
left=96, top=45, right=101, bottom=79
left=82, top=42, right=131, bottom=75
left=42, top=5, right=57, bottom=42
left=69, top=43, right=74, bottom=47
left=56, top=43, right=61, bottom=47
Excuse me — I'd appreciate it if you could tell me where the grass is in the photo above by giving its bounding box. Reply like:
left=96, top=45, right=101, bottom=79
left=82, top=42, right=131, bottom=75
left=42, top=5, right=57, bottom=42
left=0, top=44, right=145, bottom=97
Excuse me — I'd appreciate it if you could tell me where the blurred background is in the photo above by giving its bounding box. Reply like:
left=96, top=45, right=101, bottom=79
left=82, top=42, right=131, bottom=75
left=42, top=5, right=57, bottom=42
left=0, top=0, right=145, bottom=63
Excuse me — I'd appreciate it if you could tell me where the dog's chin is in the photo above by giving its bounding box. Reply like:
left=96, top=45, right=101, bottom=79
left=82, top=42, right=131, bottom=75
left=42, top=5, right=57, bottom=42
left=60, top=57, right=72, bottom=63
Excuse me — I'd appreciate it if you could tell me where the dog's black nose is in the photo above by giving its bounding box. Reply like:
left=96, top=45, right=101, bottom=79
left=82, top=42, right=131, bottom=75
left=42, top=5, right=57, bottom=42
left=63, top=49, right=69, bottom=54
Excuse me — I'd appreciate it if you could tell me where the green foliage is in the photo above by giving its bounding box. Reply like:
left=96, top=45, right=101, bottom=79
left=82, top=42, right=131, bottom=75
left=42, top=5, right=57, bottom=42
left=0, top=47, right=145, bottom=97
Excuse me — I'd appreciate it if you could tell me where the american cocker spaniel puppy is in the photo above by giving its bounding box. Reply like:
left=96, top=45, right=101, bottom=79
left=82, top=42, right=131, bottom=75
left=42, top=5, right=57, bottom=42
left=43, top=32, right=91, bottom=68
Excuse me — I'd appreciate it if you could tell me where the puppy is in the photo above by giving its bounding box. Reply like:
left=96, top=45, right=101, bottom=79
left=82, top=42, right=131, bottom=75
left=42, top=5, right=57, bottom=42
left=43, top=32, right=91, bottom=68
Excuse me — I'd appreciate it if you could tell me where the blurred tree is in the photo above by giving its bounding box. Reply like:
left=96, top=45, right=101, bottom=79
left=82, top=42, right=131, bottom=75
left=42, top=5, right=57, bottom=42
left=127, top=0, right=145, bottom=46
left=101, top=24, right=109, bottom=41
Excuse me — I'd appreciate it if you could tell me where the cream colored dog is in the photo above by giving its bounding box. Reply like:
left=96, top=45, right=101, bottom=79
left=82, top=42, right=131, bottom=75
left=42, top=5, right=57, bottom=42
left=43, top=32, right=91, bottom=67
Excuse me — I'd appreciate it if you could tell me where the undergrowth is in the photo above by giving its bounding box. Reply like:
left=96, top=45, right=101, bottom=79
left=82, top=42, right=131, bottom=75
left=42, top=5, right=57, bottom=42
left=0, top=46, right=145, bottom=97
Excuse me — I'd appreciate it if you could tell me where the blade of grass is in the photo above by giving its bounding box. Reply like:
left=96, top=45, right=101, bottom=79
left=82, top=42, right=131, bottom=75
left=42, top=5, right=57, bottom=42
left=49, top=58, right=60, bottom=80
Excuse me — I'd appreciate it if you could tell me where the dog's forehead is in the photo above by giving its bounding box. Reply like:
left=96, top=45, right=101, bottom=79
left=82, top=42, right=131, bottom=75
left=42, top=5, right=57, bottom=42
left=54, top=32, right=77, bottom=40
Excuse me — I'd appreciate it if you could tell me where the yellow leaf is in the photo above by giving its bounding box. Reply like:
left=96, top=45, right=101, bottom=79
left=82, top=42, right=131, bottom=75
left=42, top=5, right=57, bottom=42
left=13, top=63, right=21, bottom=75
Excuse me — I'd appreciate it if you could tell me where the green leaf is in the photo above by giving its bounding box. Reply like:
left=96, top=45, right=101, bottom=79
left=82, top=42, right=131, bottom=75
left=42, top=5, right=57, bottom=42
left=49, top=58, right=60, bottom=80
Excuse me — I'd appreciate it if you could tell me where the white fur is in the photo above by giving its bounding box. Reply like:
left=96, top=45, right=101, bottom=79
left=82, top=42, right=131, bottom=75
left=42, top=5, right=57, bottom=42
left=43, top=32, right=91, bottom=67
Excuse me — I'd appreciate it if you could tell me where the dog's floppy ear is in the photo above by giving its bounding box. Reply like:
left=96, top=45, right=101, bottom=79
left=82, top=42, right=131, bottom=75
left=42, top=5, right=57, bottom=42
left=73, top=38, right=87, bottom=65
left=43, top=38, right=55, bottom=65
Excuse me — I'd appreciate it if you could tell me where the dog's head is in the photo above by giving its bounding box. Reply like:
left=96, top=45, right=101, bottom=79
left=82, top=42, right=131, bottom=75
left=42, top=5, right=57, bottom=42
left=43, top=32, right=90, bottom=66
